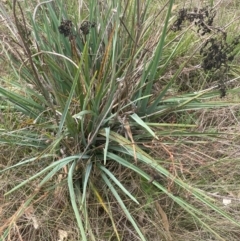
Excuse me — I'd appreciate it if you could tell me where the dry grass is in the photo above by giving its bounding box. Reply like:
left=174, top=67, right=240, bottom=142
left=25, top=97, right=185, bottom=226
left=2, top=105, right=240, bottom=240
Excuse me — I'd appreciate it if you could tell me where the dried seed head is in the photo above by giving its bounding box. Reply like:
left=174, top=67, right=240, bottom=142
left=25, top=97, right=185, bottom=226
left=58, top=19, right=73, bottom=37
left=79, top=21, right=96, bottom=35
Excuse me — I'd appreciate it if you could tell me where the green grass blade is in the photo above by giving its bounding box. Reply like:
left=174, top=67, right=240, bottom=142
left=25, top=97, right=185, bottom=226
left=68, top=161, right=87, bottom=241
left=103, top=127, right=110, bottom=165
left=101, top=172, right=147, bottom=241
left=98, top=164, right=139, bottom=204
left=81, top=161, right=92, bottom=210
left=140, top=0, right=174, bottom=111
left=130, top=113, right=158, bottom=140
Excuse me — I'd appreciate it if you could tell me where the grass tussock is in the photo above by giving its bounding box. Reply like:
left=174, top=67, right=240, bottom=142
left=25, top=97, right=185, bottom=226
left=1, top=0, right=240, bottom=240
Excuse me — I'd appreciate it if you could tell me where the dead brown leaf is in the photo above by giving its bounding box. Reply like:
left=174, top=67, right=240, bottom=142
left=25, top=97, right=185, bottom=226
left=155, top=201, right=172, bottom=241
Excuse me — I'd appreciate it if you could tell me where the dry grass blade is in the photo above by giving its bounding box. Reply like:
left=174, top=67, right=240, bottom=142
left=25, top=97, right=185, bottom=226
left=154, top=201, right=172, bottom=241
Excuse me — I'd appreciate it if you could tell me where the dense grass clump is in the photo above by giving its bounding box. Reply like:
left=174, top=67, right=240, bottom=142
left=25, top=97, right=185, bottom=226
left=1, top=0, right=240, bottom=240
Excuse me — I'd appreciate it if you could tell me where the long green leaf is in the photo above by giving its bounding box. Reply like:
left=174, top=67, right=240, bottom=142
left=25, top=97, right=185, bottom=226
left=68, top=161, right=87, bottom=241
left=103, top=127, right=110, bottom=165
left=101, top=172, right=147, bottom=241
left=81, top=161, right=92, bottom=209
left=130, top=113, right=158, bottom=140
left=140, top=0, right=174, bottom=111
left=98, top=164, right=139, bottom=204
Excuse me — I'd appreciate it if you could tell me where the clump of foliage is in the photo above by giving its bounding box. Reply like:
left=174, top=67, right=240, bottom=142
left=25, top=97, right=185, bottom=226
left=1, top=0, right=240, bottom=240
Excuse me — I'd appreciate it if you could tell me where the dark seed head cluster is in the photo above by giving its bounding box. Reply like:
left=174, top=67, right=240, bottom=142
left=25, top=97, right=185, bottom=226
left=58, top=19, right=96, bottom=38
left=171, top=6, right=240, bottom=98
left=58, top=19, right=73, bottom=37
left=171, top=7, right=216, bottom=35
left=200, top=34, right=240, bottom=71
left=79, top=21, right=96, bottom=35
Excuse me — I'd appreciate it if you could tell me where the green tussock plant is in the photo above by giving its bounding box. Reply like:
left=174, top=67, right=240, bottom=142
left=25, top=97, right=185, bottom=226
left=1, top=0, right=240, bottom=240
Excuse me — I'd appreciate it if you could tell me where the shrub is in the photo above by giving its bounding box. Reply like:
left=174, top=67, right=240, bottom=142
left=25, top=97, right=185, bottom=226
left=1, top=0, right=240, bottom=240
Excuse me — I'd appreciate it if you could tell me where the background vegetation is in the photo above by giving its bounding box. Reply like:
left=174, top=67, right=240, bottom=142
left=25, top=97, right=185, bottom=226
left=1, top=0, right=240, bottom=240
